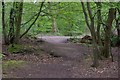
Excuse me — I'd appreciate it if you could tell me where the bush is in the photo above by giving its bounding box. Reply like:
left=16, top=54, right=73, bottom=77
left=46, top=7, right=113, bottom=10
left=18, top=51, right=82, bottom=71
left=111, top=35, right=120, bottom=47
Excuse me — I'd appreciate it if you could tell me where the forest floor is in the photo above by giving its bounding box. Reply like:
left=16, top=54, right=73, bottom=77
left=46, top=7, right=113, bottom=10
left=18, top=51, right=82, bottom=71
left=2, top=36, right=119, bottom=78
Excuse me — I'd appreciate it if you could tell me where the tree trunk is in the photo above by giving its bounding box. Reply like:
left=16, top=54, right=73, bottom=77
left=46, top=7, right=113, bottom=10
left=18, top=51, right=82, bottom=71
left=96, top=2, right=102, bottom=45
left=2, top=1, right=8, bottom=44
left=8, top=8, right=15, bottom=44
left=91, top=24, right=99, bottom=67
left=95, top=2, right=103, bottom=60
left=116, top=8, right=120, bottom=37
left=103, top=8, right=116, bottom=58
left=117, top=20, right=120, bottom=37
left=14, top=1, right=23, bottom=43
left=52, top=16, right=57, bottom=33
left=116, top=8, right=120, bottom=46
left=81, top=2, right=99, bottom=67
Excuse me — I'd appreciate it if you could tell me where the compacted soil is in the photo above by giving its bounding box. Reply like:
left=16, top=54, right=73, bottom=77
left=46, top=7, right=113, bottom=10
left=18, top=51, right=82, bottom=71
left=2, top=36, right=119, bottom=78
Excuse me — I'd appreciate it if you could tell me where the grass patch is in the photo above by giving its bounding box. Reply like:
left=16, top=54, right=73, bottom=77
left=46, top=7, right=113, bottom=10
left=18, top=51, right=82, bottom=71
left=7, top=44, right=35, bottom=54
left=3, top=60, right=26, bottom=70
left=3, top=60, right=26, bottom=78
left=8, top=44, right=23, bottom=53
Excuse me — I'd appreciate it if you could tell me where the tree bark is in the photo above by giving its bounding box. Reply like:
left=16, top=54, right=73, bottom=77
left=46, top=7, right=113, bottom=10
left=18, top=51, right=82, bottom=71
left=52, top=16, right=57, bottom=33
left=95, top=2, right=103, bottom=60
left=116, top=19, right=120, bottom=37
left=96, top=2, right=102, bottom=45
left=116, top=8, right=120, bottom=37
left=2, top=1, right=8, bottom=44
left=81, top=2, right=91, bottom=30
left=103, top=8, right=116, bottom=58
left=115, top=8, right=120, bottom=46
left=8, top=8, right=15, bottom=44
left=14, top=1, right=23, bottom=43
left=81, top=2, right=99, bottom=67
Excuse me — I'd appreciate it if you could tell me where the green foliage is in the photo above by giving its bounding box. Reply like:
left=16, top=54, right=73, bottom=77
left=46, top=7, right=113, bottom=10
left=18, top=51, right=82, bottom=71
left=20, top=2, right=86, bottom=36
left=40, top=32, right=63, bottom=36
left=0, top=52, right=4, bottom=60
left=4, top=2, right=120, bottom=38
left=8, top=44, right=23, bottom=53
left=111, top=35, right=120, bottom=47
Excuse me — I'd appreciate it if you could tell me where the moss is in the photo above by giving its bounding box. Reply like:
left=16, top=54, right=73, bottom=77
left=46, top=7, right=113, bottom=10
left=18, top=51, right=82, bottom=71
left=3, top=60, right=26, bottom=70
left=0, top=51, right=4, bottom=60
left=8, top=44, right=23, bottom=53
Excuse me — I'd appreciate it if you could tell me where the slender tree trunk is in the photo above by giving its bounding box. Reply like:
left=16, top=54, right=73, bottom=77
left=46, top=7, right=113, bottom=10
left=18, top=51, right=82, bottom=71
left=116, top=8, right=120, bottom=37
left=81, top=2, right=99, bottom=67
left=2, top=1, right=8, bottom=44
left=103, top=8, right=116, bottom=58
left=81, top=2, right=91, bottom=30
left=52, top=16, right=57, bottom=33
left=91, top=23, right=99, bottom=67
left=8, top=8, right=15, bottom=44
left=87, top=2, right=99, bottom=67
left=14, top=1, right=23, bottom=43
left=115, top=8, right=120, bottom=46
left=95, top=2, right=103, bottom=60
left=96, top=2, right=102, bottom=45
left=116, top=20, right=120, bottom=37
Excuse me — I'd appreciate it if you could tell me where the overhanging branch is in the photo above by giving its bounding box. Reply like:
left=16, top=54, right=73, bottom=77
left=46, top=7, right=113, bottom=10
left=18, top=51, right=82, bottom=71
left=20, top=2, right=44, bottom=38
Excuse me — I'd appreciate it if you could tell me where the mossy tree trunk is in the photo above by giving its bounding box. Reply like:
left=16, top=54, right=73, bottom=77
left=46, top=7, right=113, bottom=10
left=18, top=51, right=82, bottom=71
left=2, top=1, right=8, bottom=44
left=14, top=1, right=23, bottom=43
left=2, top=0, right=23, bottom=45
left=8, top=8, right=15, bottom=44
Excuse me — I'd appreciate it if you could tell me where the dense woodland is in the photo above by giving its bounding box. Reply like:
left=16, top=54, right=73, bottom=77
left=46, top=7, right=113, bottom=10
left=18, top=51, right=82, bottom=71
left=1, top=0, right=120, bottom=78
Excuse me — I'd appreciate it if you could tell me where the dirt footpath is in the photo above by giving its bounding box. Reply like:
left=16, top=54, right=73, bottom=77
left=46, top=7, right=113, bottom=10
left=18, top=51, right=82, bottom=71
left=41, top=42, right=92, bottom=61
left=2, top=37, right=118, bottom=78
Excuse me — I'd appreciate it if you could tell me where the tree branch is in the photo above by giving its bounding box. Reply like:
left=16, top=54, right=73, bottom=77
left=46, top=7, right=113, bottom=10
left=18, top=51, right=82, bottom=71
left=20, top=2, right=44, bottom=38
left=87, top=2, right=93, bottom=21
left=21, top=13, right=38, bottom=26
left=81, top=2, right=90, bottom=29
left=21, top=9, right=51, bottom=27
